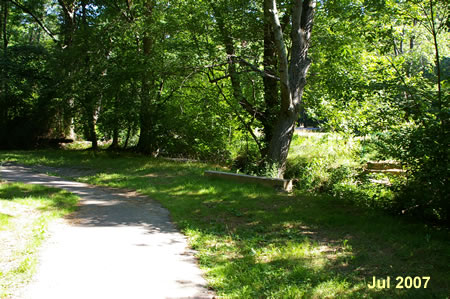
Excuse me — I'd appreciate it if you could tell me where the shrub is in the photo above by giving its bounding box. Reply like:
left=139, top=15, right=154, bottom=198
left=286, top=133, right=361, bottom=190
left=286, top=133, right=396, bottom=210
left=377, top=122, right=449, bottom=224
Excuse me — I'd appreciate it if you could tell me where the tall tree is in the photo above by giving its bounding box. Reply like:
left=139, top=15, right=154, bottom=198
left=266, top=0, right=316, bottom=177
left=136, top=0, right=155, bottom=153
left=262, top=0, right=279, bottom=152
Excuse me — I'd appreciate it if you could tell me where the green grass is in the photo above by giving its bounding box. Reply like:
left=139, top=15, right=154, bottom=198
left=0, top=182, right=78, bottom=298
left=0, top=213, right=12, bottom=230
left=1, top=149, right=449, bottom=298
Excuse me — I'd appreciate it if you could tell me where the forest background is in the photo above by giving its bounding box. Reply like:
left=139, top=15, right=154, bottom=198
left=0, top=0, right=448, bottom=224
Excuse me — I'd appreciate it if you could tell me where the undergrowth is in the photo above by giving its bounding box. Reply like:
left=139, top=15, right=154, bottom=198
left=285, top=133, right=400, bottom=211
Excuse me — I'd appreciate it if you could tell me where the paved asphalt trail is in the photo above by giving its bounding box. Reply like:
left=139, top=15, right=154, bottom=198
left=1, top=164, right=214, bottom=299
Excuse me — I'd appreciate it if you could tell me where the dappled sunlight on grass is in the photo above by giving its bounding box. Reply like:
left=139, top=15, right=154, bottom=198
left=0, top=183, right=78, bottom=218
left=310, top=279, right=353, bottom=298
left=1, top=150, right=449, bottom=298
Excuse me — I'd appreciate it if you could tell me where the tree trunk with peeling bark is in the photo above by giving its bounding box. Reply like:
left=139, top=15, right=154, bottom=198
left=267, top=0, right=316, bottom=178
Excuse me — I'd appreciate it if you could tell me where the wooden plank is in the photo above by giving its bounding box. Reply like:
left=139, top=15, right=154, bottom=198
left=365, top=169, right=405, bottom=176
left=366, top=161, right=402, bottom=170
left=204, top=170, right=293, bottom=192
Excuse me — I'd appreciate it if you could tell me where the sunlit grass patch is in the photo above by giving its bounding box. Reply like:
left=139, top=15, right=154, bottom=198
left=310, top=279, right=353, bottom=298
left=0, top=213, right=12, bottom=230
left=0, top=182, right=78, bottom=298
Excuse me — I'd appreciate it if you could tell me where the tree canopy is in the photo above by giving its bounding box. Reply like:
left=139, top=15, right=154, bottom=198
left=0, top=0, right=448, bottom=222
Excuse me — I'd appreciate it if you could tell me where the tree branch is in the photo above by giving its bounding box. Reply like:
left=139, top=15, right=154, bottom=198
left=9, top=0, right=58, bottom=43
left=269, top=0, right=289, bottom=87
left=208, top=74, right=232, bottom=83
left=269, top=0, right=291, bottom=111
left=207, top=69, right=257, bottom=84
left=57, top=0, right=74, bottom=20
left=157, top=70, right=198, bottom=107
left=289, top=0, right=315, bottom=107
left=237, top=57, right=280, bottom=81
left=208, top=70, right=263, bottom=153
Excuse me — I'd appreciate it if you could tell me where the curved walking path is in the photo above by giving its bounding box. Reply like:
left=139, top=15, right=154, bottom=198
left=1, top=164, right=214, bottom=299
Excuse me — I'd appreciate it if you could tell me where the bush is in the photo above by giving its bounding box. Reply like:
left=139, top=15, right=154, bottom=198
left=286, top=133, right=361, bottom=190
left=230, top=140, right=262, bottom=175
left=377, top=122, right=449, bottom=224
left=286, top=133, right=396, bottom=209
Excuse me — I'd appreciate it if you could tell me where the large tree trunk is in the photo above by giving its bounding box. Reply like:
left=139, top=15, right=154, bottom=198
left=137, top=77, right=153, bottom=153
left=267, top=0, right=316, bottom=178
left=58, top=0, right=76, bottom=47
left=57, top=0, right=77, bottom=139
left=262, top=0, right=279, bottom=154
left=1, top=0, right=7, bottom=51
left=136, top=0, right=155, bottom=154
left=86, top=104, right=98, bottom=150
left=0, top=0, right=8, bottom=138
left=110, top=127, right=119, bottom=149
left=212, top=3, right=274, bottom=157
left=267, top=110, right=298, bottom=174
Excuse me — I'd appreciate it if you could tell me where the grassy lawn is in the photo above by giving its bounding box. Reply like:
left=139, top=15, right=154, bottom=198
left=0, top=182, right=78, bottom=298
left=1, top=149, right=449, bottom=298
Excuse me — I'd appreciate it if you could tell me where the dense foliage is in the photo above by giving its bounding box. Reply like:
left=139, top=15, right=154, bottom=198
left=0, top=0, right=448, bottom=223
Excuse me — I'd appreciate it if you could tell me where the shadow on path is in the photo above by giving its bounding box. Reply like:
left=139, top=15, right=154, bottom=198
left=0, top=163, right=213, bottom=299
